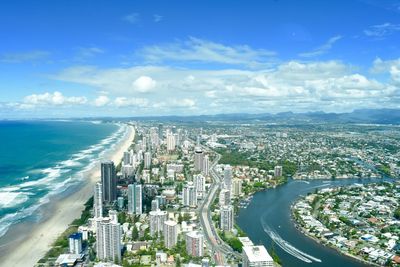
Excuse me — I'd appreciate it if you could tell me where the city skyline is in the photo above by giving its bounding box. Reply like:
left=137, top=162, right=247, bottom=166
left=1, top=0, right=400, bottom=119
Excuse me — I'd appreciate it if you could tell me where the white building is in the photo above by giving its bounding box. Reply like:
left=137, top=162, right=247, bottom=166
left=127, top=183, right=142, bottom=215
left=220, top=205, right=234, bottom=231
left=121, top=164, right=135, bottom=179
left=183, top=182, right=197, bottom=207
left=219, top=189, right=231, bottom=206
left=149, top=209, right=167, bottom=237
left=186, top=231, right=204, bottom=257
left=242, top=245, right=274, bottom=267
left=274, top=166, right=282, bottom=177
left=224, top=165, right=232, bottom=192
left=166, top=133, right=176, bottom=152
left=233, top=178, right=243, bottom=197
left=94, top=182, right=103, bottom=218
left=142, top=136, right=147, bottom=151
left=68, top=232, right=82, bottom=254
left=202, top=155, right=209, bottom=176
left=194, top=174, right=205, bottom=197
left=123, top=151, right=132, bottom=165
left=144, top=151, right=151, bottom=169
left=96, top=217, right=121, bottom=262
left=163, top=220, right=178, bottom=249
left=151, top=199, right=159, bottom=211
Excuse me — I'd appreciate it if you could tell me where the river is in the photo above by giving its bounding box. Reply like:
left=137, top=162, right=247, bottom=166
left=236, top=178, right=393, bottom=267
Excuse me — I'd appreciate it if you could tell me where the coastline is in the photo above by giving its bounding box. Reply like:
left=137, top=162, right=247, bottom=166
left=0, top=124, right=135, bottom=267
left=290, top=201, right=379, bottom=267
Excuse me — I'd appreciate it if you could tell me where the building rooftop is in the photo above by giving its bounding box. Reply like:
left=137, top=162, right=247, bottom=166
left=164, top=220, right=178, bottom=226
left=238, top=236, right=254, bottom=247
left=243, top=245, right=273, bottom=262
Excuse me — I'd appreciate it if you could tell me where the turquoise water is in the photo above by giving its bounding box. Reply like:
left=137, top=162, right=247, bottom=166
left=0, top=120, right=124, bottom=237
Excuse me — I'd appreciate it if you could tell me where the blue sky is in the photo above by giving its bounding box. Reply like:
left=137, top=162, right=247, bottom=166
left=0, top=0, right=400, bottom=118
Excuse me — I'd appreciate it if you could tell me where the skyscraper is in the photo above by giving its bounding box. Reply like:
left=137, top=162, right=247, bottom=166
left=224, top=165, right=232, bottom=192
left=144, top=151, right=151, bottom=169
left=69, top=232, right=82, bottom=254
left=163, top=220, right=178, bottom=249
left=219, top=189, right=231, bottom=206
left=166, top=133, right=175, bottom=152
left=101, top=161, right=117, bottom=204
left=202, top=154, right=209, bottom=176
left=96, top=217, right=121, bottom=262
left=151, top=199, right=159, bottom=211
left=186, top=231, right=204, bottom=257
left=123, top=151, right=132, bottom=165
left=127, top=183, right=142, bottom=215
left=182, top=182, right=197, bottom=207
left=94, top=182, right=103, bottom=218
left=233, top=178, right=243, bottom=198
left=220, top=205, right=234, bottom=231
left=149, top=209, right=167, bottom=237
left=194, top=147, right=203, bottom=172
left=142, top=136, right=147, bottom=151
left=158, top=123, right=163, bottom=140
left=194, top=174, right=205, bottom=197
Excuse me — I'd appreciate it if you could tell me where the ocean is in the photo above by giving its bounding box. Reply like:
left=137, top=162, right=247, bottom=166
left=0, top=120, right=125, bottom=238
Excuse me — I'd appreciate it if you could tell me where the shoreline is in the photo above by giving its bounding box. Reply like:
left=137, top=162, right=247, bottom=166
left=0, top=123, right=135, bottom=267
left=290, top=201, right=379, bottom=267
left=236, top=178, right=390, bottom=267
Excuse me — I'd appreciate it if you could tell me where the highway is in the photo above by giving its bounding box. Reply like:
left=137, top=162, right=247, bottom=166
left=198, top=147, right=242, bottom=266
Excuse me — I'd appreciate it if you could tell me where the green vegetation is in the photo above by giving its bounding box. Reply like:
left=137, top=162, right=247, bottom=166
left=377, top=163, right=391, bottom=176
left=394, top=208, right=400, bottom=220
left=270, top=244, right=282, bottom=264
left=71, top=197, right=93, bottom=226
left=216, top=148, right=297, bottom=177
left=38, top=197, right=94, bottom=264
left=219, top=231, right=243, bottom=252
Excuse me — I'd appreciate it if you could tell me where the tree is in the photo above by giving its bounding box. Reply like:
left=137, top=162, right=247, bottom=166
left=118, top=212, right=127, bottom=224
left=394, top=208, right=400, bottom=220
left=176, top=256, right=181, bottom=267
left=183, top=212, right=191, bottom=222
left=132, top=225, right=139, bottom=240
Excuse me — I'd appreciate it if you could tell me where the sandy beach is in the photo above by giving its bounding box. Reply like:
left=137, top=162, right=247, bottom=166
left=0, top=124, right=135, bottom=267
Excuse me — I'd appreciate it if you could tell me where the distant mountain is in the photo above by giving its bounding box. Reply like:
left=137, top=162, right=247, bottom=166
left=90, top=108, right=400, bottom=124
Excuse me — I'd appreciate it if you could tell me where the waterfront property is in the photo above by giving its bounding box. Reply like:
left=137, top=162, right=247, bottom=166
left=293, top=182, right=400, bottom=266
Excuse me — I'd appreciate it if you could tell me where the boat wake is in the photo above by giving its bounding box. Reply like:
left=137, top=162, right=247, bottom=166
left=261, top=220, right=321, bottom=264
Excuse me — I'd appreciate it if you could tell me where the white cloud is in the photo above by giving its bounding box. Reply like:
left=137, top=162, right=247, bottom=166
left=0, top=50, right=50, bottom=63
left=170, top=98, right=196, bottom=108
left=122, top=13, right=140, bottom=24
left=205, top=90, right=217, bottom=98
left=5, top=36, right=399, bottom=117
left=23, top=91, right=87, bottom=107
left=113, top=97, right=149, bottom=108
left=75, top=47, right=104, bottom=61
left=44, top=32, right=400, bottom=116
left=372, top=58, right=400, bottom=83
left=132, top=76, right=157, bottom=93
left=139, top=37, right=276, bottom=67
left=153, top=14, right=163, bottom=22
left=94, top=95, right=110, bottom=107
left=299, top=35, right=342, bottom=57
left=364, top=23, right=400, bottom=38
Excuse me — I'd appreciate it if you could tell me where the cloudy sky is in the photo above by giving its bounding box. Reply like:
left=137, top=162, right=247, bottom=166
left=1, top=0, right=400, bottom=118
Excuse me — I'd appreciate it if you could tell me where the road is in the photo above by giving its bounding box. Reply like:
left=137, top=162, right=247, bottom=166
left=198, top=146, right=242, bottom=265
